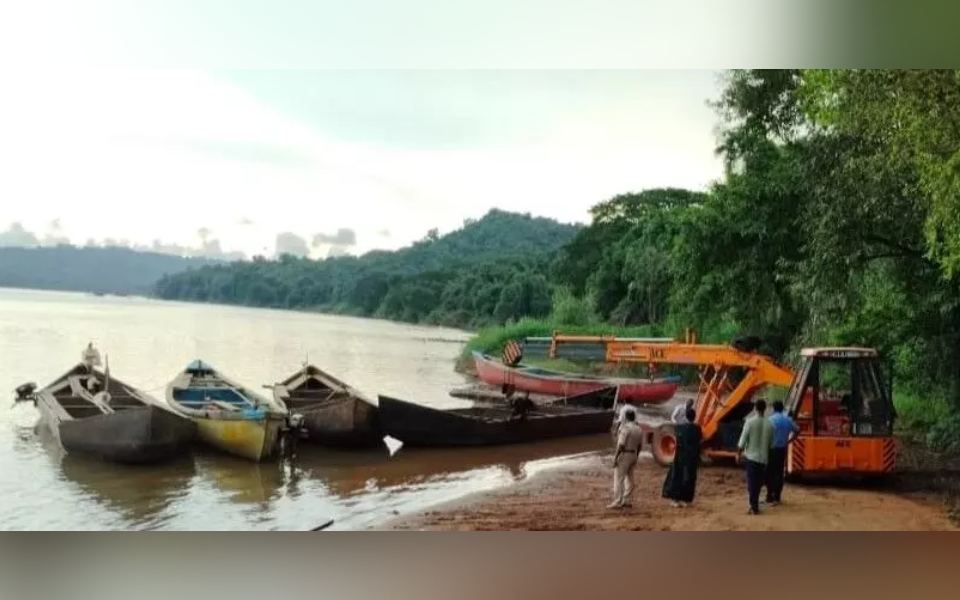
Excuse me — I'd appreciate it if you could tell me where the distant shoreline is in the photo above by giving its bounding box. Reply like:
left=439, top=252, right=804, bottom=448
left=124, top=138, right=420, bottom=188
left=0, top=285, right=474, bottom=338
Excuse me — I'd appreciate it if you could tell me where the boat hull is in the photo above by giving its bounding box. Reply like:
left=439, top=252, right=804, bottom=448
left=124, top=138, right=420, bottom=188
left=473, top=352, right=677, bottom=403
left=193, top=415, right=285, bottom=462
left=300, top=398, right=382, bottom=447
left=378, top=389, right=616, bottom=447
left=57, top=405, right=196, bottom=464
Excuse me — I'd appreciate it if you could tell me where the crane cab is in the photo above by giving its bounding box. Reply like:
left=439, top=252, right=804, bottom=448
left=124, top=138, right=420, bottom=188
left=784, top=348, right=897, bottom=476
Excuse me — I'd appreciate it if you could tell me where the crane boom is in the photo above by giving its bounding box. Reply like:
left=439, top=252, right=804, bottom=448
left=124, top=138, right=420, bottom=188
left=544, top=334, right=795, bottom=444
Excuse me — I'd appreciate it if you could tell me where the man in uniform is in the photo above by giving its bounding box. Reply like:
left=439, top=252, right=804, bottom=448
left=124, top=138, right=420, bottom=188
left=609, top=408, right=644, bottom=509
left=611, top=395, right=638, bottom=446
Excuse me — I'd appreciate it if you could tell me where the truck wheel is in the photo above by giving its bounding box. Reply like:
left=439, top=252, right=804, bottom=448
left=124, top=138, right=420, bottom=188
left=652, top=423, right=677, bottom=466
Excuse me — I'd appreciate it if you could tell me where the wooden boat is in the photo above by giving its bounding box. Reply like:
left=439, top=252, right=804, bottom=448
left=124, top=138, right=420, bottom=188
left=271, top=364, right=381, bottom=447
left=378, top=386, right=618, bottom=446
left=14, top=355, right=195, bottom=464
left=472, top=351, right=678, bottom=404
left=166, top=360, right=288, bottom=462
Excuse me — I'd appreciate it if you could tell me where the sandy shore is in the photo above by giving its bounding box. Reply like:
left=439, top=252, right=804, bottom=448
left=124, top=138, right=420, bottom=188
left=386, top=452, right=956, bottom=531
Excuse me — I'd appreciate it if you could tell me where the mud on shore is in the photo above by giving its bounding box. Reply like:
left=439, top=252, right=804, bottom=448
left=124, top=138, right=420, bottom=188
left=386, top=452, right=956, bottom=531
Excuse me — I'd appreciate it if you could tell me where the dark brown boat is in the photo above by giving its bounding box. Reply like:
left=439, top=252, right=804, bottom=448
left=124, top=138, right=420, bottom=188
left=378, top=387, right=617, bottom=447
left=270, top=364, right=381, bottom=447
left=15, top=352, right=196, bottom=463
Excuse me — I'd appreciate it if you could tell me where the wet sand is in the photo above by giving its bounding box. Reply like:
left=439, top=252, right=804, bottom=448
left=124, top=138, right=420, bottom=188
left=387, top=453, right=956, bottom=531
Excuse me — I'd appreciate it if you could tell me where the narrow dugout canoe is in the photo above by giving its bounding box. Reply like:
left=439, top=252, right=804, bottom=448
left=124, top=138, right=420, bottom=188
left=472, top=351, right=678, bottom=404
left=166, top=360, right=288, bottom=462
left=378, top=386, right=618, bottom=447
left=271, top=364, right=381, bottom=447
left=15, top=358, right=195, bottom=464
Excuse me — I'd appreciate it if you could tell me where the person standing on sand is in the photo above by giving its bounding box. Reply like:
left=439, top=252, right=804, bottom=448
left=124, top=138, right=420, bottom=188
left=662, top=407, right=701, bottom=507
left=737, top=399, right=773, bottom=515
left=765, top=400, right=799, bottom=506
left=610, top=396, right=638, bottom=446
left=609, top=408, right=644, bottom=509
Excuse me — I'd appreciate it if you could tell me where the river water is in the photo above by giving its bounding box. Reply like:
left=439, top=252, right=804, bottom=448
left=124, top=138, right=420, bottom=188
left=0, top=288, right=609, bottom=530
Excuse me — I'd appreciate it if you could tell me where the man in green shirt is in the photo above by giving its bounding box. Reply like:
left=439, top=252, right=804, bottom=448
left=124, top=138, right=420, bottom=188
left=737, top=399, right=774, bottom=515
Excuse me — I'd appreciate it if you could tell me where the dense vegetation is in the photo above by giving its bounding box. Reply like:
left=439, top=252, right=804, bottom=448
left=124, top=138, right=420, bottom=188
left=155, top=70, right=960, bottom=447
left=155, top=210, right=578, bottom=328
left=0, top=246, right=217, bottom=295
left=543, top=70, right=960, bottom=446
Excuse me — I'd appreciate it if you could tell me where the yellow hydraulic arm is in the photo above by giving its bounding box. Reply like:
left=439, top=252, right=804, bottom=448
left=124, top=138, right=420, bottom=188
left=547, top=334, right=796, bottom=445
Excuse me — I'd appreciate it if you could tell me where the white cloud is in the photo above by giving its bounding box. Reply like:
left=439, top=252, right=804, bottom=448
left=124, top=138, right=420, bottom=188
left=312, top=228, right=357, bottom=247
left=275, top=232, right=310, bottom=257
left=0, top=223, right=40, bottom=247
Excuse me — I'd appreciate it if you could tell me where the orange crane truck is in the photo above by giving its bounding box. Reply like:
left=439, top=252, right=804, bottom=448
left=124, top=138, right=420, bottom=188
left=533, top=333, right=897, bottom=478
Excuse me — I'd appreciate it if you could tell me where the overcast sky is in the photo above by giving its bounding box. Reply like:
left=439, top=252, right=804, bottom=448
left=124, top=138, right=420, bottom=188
left=0, top=2, right=810, bottom=259
left=0, top=68, right=725, bottom=259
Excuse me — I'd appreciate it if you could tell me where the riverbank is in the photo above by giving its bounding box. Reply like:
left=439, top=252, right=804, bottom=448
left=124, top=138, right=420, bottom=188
left=386, top=452, right=957, bottom=531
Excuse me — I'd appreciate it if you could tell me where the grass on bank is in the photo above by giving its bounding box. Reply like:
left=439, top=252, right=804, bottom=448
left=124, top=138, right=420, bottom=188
left=895, top=389, right=960, bottom=453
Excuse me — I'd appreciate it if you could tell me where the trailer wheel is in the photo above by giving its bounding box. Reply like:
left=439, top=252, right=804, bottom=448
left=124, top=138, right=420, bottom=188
left=652, top=423, right=677, bottom=466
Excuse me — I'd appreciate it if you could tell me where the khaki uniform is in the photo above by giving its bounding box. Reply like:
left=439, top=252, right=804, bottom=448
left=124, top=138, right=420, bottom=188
left=610, top=403, right=638, bottom=446
left=612, top=421, right=644, bottom=507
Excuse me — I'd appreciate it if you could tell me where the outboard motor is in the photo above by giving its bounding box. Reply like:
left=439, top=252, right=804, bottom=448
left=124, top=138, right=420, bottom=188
left=14, top=382, right=37, bottom=405
left=279, top=412, right=308, bottom=459
left=288, top=412, right=307, bottom=438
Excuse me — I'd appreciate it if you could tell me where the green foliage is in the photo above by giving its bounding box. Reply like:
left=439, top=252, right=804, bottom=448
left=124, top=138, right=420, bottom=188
left=927, top=415, right=960, bottom=454
left=553, top=188, right=706, bottom=322
left=156, top=210, right=579, bottom=329
left=895, top=389, right=951, bottom=433
left=801, top=70, right=960, bottom=277
left=549, top=286, right=599, bottom=326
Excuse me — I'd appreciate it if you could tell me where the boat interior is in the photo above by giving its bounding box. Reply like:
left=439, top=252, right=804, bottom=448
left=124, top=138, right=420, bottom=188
left=50, top=369, right=145, bottom=419
left=285, top=375, right=349, bottom=407
left=172, top=385, right=252, bottom=410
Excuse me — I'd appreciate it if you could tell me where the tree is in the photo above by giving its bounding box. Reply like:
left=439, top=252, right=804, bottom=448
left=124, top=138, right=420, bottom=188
left=493, top=282, right=524, bottom=323
left=801, top=69, right=960, bottom=277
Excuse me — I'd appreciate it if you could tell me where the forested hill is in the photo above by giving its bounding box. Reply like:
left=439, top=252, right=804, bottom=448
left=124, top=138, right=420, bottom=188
left=345, top=208, right=579, bottom=276
left=0, top=246, right=219, bottom=295
left=154, top=209, right=581, bottom=326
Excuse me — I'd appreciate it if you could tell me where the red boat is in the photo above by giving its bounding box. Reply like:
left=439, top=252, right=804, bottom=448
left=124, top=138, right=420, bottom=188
left=472, top=352, right=678, bottom=404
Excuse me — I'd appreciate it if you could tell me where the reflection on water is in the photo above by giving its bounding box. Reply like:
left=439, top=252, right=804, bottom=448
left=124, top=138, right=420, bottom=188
left=60, top=454, right=198, bottom=526
left=299, top=434, right=610, bottom=495
left=0, top=289, right=611, bottom=530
